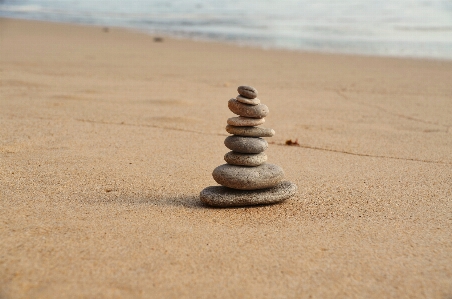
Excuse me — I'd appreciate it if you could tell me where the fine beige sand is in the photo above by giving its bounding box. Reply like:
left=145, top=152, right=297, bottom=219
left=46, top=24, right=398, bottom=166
left=1, top=18, right=451, bottom=298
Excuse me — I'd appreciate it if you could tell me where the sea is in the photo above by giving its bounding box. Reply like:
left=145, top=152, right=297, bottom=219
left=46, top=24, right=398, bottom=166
left=1, top=0, right=452, bottom=60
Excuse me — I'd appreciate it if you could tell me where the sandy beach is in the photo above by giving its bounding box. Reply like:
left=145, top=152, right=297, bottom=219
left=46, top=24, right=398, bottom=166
left=1, top=18, right=451, bottom=298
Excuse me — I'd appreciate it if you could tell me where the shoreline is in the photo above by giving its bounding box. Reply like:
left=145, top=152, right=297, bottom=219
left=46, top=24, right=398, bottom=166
left=2, top=16, right=452, bottom=62
left=1, top=17, right=451, bottom=298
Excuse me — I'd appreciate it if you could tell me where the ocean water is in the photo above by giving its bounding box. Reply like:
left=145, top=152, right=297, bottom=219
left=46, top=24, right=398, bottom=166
left=1, top=0, right=452, bottom=60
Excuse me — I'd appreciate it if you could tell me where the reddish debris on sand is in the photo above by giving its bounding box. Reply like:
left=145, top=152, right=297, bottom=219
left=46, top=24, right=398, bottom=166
left=285, top=139, right=300, bottom=146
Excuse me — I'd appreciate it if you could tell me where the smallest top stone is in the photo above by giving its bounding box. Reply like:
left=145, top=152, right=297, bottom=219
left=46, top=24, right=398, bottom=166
left=238, top=86, right=258, bottom=99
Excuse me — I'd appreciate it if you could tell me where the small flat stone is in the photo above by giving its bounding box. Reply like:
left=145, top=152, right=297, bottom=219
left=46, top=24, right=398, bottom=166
left=226, top=125, right=275, bottom=137
left=236, top=95, right=260, bottom=105
left=200, top=181, right=297, bottom=207
left=224, top=136, right=268, bottom=154
left=212, top=163, right=284, bottom=190
left=237, top=85, right=258, bottom=99
left=224, top=151, right=267, bottom=166
left=228, top=98, right=269, bottom=118
left=227, top=116, right=265, bottom=127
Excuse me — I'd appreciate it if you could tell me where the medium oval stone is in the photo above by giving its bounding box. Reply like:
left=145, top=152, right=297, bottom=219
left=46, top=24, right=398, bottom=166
left=228, top=99, right=269, bottom=118
left=224, top=151, right=267, bottom=166
left=236, top=95, right=260, bottom=105
left=200, top=181, right=297, bottom=207
left=212, top=163, right=285, bottom=190
left=237, top=85, right=258, bottom=99
left=226, top=125, right=275, bottom=137
left=227, top=116, right=265, bottom=127
left=224, top=136, right=268, bottom=154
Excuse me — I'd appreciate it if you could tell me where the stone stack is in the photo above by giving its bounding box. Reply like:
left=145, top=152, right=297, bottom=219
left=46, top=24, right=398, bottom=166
left=200, top=85, right=297, bottom=207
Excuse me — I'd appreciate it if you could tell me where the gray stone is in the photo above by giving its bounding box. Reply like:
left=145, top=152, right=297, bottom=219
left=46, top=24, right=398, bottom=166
left=228, top=98, right=269, bottom=118
left=226, top=125, right=275, bottom=137
left=224, top=136, right=268, bottom=154
left=237, top=85, right=258, bottom=99
left=227, top=116, right=265, bottom=127
left=224, top=151, right=267, bottom=166
left=212, top=163, right=284, bottom=190
left=200, top=181, right=297, bottom=207
left=236, top=95, right=260, bottom=105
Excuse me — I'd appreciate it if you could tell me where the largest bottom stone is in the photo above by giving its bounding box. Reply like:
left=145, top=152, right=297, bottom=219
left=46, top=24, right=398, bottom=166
left=200, top=181, right=297, bottom=207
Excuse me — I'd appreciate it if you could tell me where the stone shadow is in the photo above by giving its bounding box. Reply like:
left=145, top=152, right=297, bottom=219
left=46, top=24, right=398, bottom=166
left=110, top=193, right=286, bottom=210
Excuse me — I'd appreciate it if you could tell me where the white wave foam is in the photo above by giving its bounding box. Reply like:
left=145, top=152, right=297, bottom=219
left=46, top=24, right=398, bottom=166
left=0, top=5, right=42, bottom=13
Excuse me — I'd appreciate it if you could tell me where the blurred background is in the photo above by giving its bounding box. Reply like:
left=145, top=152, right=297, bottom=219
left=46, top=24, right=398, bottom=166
left=1, top=0, right=452, bottom=59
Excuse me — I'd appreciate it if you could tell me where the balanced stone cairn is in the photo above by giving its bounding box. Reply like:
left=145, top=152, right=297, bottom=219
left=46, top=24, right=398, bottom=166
left=200, top=85, right=297, bottom=207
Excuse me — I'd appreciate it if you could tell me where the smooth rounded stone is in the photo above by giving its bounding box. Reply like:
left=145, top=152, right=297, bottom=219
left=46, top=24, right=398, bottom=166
left=212, top=163, right=284, bottom=190
left=227, top=116, right=265, bottom=127
left=224, top=151, right=267, bottom=166
left=226, top=125, right=275, bottom=137
left=236, top=95, right=260, bottom=105
left=237, top=85, right=258, bottom=99
left=200, top=181, right=297, bottom=207
left=228, top=98, right=269, bottom=119
left=224, top=136, right=268, bottom=154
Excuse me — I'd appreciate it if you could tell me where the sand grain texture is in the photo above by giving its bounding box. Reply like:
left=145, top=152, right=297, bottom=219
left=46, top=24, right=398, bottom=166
left=1, top=18, right=451, bottom=298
